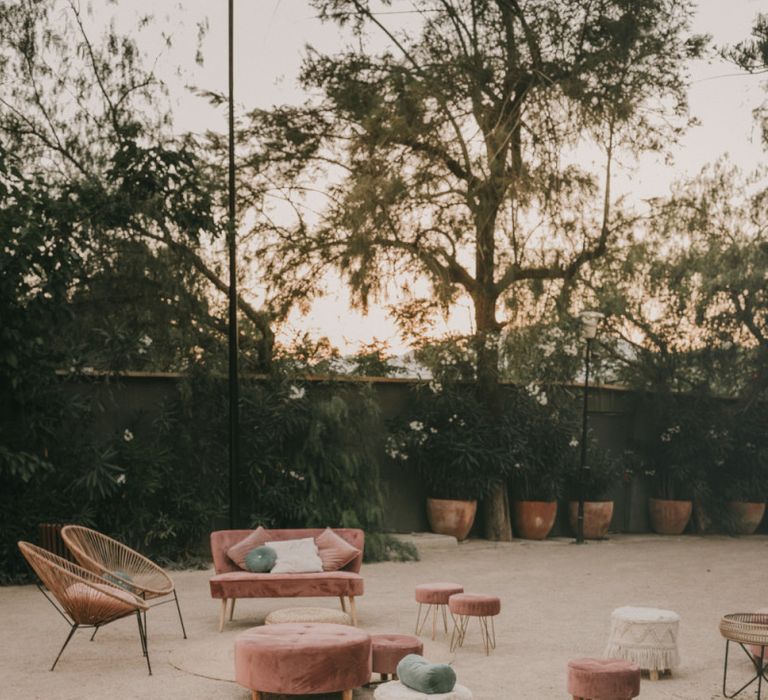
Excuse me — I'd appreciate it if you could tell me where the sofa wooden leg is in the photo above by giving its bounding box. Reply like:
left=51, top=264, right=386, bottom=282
left=348, top=596, right=358, bottom=626
left=252, top=691, right=262, bottom=700
left=229, top=598, right=236, bottom=621
left=339, top=595, right=347, bottom=613
left=219, top=598, right=228, bottom=632
left=649, top=670, right=659, bottom=681
left=342, top=690, right=353, bottom=700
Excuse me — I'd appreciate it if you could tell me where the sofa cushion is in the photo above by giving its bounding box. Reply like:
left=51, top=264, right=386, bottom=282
left=244, top=546, right=277, bottom=573
left=209, top=570, right=365, bottom=599
left=316, top=527, right=362, bottom=571
left=267, top=537, right=323, bottom=574
left=227, top=526, right=272, bottom=570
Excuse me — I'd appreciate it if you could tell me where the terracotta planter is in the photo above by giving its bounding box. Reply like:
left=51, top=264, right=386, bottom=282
left=648, top=498, right=692, bottom=535
left=512, top=500, right=557, bottom=540
left=426, top=498, right=477, bottom=541
left=568, top=501, right=614, bottom=539
left=726, top=501, right=766, bottom=535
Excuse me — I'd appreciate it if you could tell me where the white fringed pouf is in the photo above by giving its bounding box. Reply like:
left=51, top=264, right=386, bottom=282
left=374, top=681, right=473, bottom=700
left=604, top=606, right=680, bottom=679
left=264, top=607, right=351, bottom=625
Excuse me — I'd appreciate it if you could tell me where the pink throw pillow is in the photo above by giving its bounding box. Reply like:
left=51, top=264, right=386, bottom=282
left=315, top=527, right=361, bottom=571
left=227, top=526, right=273, bottom=570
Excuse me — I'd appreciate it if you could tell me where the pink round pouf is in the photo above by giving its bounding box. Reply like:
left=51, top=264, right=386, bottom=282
left=567, top=657, right=641, bottom=700
left=372, top=634, right=424, bottom=677
left=415, top=583, right=464, bottom=605
left=234, top=623, right=371, bottom=696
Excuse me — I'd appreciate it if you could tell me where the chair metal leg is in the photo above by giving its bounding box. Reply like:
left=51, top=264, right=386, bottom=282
left=723, top=639, right=767, bottom=699
left=136, top=611, right=152, bottom=675
left=173, top=589, right=188, bottom=639
left=51, top=624, right=78, bottom=671
left=90, top=625, right=99, bottom=642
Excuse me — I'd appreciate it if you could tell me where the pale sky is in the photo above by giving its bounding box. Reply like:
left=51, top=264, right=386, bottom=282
left=109, top=0, right=768, bottom=354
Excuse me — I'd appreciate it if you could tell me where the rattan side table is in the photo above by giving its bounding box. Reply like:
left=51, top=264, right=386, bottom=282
left=720, top=613, right=768, bottom=699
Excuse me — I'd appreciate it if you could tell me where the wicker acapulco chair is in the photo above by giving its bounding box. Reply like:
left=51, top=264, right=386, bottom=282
left=17, top=541, right=151, bottom=674
left=60, top=525, right=187, bottom=639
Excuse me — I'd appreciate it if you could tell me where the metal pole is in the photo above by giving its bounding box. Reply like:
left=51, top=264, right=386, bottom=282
left=577, top=337, right=592, bottom=544
left=227, top=0, right=240, bottom=529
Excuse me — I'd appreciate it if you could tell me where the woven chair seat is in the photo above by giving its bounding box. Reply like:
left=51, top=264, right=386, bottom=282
left=720, top=613, right=768, bottom=647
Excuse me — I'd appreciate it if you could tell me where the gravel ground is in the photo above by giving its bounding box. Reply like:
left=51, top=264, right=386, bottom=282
left=2, top=534, right=768, bottom=699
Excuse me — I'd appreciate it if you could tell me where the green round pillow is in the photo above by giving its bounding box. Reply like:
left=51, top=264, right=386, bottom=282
left=396, top=654, right=457, bottom=694
left=244, top=545, right=277, bottom=573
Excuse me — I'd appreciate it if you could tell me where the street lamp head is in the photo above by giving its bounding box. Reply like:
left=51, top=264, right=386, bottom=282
left=579, top=311, right=604, bottom=340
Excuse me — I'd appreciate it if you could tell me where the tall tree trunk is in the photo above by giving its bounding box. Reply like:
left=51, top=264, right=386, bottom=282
left=473, top=289, right=513, bottom=542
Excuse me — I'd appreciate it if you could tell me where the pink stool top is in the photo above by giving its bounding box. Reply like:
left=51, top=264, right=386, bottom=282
left=567, top=657, right=641, bottom=699
left=448, top=593, right=501, bottom=617
left=415, top=582, right=464, bottom=604
left=371, top=634, right=423, bottom=675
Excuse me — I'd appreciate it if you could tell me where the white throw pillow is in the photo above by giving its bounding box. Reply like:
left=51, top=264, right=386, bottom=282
left=266, top=537, right=324, bottom=574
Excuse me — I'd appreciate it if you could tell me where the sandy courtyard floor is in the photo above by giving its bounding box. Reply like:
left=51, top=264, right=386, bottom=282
left=2, top=534, right=768, bottom=699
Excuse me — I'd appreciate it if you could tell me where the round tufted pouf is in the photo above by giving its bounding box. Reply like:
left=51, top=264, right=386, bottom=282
left=264, top=606, right=351, bottom=626
left=567, top=657, right=641, bottom=700
left=372, top=634, right=424, bottom=679
left=448, top=594, right=501, bottom=655
left=234, top=623, right=371, bottom=698
left=415, top=583, right=464, bottom=640
left=374, top=680, right=473, bottom=700
left=604, top=606, right=680, bottom=679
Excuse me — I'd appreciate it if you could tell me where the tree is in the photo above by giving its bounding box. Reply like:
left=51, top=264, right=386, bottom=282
left=244, top=0, right=704, bottom=538
left=0, top=0, right=273, bottom=374
left=588, top=160, right=768, bottom=400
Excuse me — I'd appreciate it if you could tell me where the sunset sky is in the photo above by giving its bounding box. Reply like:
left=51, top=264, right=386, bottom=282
left=106, top=0, right=767, bottom=354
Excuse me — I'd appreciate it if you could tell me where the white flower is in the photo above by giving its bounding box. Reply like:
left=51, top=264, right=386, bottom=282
left=428, top=381, right=443, bottom=394
left=139, top=334, right=153, bottom=347
left=116, top=473, right=127, bottom=485
left=123, top=429, right=134, bottom=442
left=660, top=433, right=671, bottom=443
left=409, top=421, right=424, bottom=432
left=569, top=438, right=579, bottom=448
left=429, top=427, right=438, bottom=434
left=536, top=392, right=548, bottom=406
left=288, top=470, right=305, bottom=481
left=288, top=385, right=306, bottom=400
left=525, top=382, right=540, bottom=396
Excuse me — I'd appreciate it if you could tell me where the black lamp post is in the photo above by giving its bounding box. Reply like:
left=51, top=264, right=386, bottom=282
left=576, top=311, right=603, bottom=544
left=227, top=0, right=240, bottom=529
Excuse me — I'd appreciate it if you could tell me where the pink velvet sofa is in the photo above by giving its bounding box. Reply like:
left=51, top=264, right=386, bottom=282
left=209, top=528, right=364, bottom=631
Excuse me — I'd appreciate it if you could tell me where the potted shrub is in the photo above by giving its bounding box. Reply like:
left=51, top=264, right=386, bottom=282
left=387, top=384, right=500, bottom=540
left=640, top=398, right=718, bottom=535
left=721, top=413, right=767, bottom=535
left=565, top=446, right=623, bottom=539
left=507, top=386, right=570, bottom=540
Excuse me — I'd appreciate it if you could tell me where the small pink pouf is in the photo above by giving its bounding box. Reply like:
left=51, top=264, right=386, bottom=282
left=567, top=657, right=641, bottom=700
left=371, top=634, right=423, bottom=678
left=234, top=623, right=371, bottom=697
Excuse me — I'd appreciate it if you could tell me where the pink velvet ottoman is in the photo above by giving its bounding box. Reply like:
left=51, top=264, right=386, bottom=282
left=371, top=634, right=423, bottom=680
left=566, top=658, right=641, bottom=700
left=415, top=582, right=464, bottom=640
left=235, top=623, right=371, bottom=700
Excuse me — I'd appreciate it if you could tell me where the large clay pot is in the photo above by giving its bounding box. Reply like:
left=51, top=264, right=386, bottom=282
left=568, top=501, right=614, bottom=539
left=512, top=500, right=557, bottom=540
left=648, top=498, right=692, bottom=535
left=726, top=501, right=766, bottom=535
left=426, top=498, right=477, bottom=541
